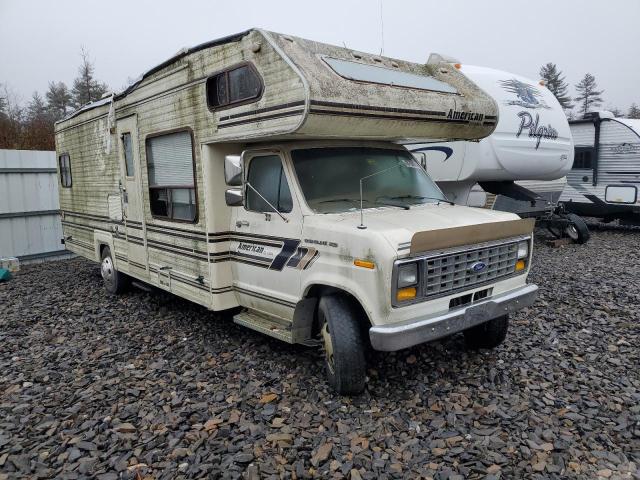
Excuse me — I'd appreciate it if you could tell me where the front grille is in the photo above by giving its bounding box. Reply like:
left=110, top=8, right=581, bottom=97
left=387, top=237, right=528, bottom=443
left=424, top=242, right=518, bottom=298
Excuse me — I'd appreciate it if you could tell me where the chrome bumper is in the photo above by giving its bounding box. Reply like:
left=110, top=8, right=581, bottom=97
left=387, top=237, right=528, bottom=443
left=369, top=284, right=538, bottom=351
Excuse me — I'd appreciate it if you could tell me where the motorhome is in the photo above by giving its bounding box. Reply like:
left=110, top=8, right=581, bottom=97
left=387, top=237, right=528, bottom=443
left=408, top=65, right=590, bottom=243
left=55, top=30, right=538, bottom=394
left=559, top=111, right=640, bottom=225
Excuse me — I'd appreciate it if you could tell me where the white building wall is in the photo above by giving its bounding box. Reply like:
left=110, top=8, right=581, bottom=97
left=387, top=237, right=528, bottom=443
left=0, top=149, right=68, bottom=261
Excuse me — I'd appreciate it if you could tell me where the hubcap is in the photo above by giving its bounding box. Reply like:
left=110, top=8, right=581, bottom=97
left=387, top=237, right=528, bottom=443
left=321, top=321, right=335, bottom=373
left=566, top=224, right=579, bottom=240
left=101, top=256, right=114, bottom=285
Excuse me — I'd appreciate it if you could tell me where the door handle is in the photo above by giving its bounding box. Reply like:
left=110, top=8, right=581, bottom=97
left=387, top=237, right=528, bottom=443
left=236, top=220, right=250, bottom=228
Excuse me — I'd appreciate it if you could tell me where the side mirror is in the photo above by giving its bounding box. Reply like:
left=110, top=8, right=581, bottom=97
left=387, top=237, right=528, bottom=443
left=225, top=188, right=243, bottom=206
left=225, top=155, right=242, bottom=186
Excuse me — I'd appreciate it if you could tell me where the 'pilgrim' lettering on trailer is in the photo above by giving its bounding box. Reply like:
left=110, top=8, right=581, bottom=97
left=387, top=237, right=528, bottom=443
left=516, top=111, right=558, bottom=149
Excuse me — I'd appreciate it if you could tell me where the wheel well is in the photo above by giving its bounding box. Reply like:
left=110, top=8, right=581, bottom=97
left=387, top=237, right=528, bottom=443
left=304, top=285, right=371, bottom=338
left=98, top=243, right=109, bottom=257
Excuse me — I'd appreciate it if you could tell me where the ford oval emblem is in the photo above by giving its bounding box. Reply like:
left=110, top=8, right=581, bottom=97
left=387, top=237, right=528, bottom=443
left=470, top=261, right=487, bottom=273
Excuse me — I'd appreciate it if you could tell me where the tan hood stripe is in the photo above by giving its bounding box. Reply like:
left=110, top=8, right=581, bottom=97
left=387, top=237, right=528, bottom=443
left=410, top=218, right=535, bottom=254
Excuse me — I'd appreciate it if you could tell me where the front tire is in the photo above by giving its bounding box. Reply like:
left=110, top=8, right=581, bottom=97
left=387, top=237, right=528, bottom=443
left=464, top=315, right=509, bottom=350
left=318, top=295, right=367, bottom=395
left=100, top=247, right=130, bottom=294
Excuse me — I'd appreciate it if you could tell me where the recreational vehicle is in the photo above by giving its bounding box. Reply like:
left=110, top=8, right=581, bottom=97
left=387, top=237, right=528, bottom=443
left=559, top=111, right=640, bottom=225
left=55, top=30, right=538, bottom=394
left=408, top=65, right=590, bottom=243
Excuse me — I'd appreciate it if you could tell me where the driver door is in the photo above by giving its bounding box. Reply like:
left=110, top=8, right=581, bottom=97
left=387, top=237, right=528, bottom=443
left=230, top=151, right=304, bottom=320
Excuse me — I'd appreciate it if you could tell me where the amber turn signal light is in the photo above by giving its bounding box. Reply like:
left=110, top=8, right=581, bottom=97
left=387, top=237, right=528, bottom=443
left=354, top=259, right=375, bottom=269
left=515, top=259, right=526, bottom=271
left=396, top=287, right=417, bottom=301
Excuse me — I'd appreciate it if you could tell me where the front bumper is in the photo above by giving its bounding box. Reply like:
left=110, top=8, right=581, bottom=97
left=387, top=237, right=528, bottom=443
left=369, top=284, right=538, bottom=351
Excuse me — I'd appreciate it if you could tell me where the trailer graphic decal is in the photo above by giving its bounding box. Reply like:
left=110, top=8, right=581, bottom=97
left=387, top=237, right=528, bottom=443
left=410, top=146, right=454, bottom=162
left=516, top=112, right=558, bottom=149
left=499, top=78, right=550, bottom=110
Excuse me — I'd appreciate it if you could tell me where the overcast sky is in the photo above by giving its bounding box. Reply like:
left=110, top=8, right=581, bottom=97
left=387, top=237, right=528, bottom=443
left=1, top=0, right=639, bottom=112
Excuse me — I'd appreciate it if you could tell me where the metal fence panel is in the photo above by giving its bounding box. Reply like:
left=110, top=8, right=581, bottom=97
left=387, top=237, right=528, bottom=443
left=0, top=149, right=68, bottom=261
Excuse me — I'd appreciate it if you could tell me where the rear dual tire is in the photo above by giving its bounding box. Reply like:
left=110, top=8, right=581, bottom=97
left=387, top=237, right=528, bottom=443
left=100, top=247, right=130, bottom=294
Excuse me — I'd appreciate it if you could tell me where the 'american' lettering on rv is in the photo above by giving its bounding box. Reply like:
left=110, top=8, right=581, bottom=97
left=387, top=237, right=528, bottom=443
left=516, top=111, right=558, bottom=149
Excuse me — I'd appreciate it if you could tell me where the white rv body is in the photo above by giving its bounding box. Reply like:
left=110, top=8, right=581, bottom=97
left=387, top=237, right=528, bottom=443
left=408, top=65, right=573, bottom=206
left=55, top=31, right=538, bottom=393
left=560, top=112, right=640, bottom=222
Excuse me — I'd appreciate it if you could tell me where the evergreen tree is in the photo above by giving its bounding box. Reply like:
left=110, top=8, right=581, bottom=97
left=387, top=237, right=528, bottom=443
left=71, top=48, right=109, bottom=108
left=27, top=92, right=47, bottom=122
left=574, top=73, right=604, bottom=117
left=46, top=81, right=72, bottom=120
left=628, top=103, right=640, bottom=119
left=539, top=63, right=572, bottom=109
left=0, top=93, right=6, bottom=118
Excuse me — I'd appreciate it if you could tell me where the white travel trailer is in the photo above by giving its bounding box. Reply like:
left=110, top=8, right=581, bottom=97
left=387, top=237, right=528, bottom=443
left=408, top=65, right=590, bottom=242
left=55, top=30, right=538, bottom=394
left=559, top=111, right=640, bottom=225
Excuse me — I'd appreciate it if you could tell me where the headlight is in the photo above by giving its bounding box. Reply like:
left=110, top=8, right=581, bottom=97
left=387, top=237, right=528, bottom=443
left=397, top=263, right=418, bottom=288
left=517, top=240, right=529, bottom=259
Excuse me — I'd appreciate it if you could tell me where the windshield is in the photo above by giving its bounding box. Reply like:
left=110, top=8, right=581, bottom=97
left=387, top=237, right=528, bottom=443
left=291, top=147, right=448, bottom=213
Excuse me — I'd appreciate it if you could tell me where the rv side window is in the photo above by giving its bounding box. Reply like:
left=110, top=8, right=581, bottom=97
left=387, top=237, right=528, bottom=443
left=246, top=155, right=292, bottom=213
left=122, top=132, right=134, bottom=176
left=146, top=130, right=197, bottom=222
left=573, top=147, right=593, bottom=169
left=206, top=63, right=263, bottom=110
left=59, top=153, right=72, bottom=188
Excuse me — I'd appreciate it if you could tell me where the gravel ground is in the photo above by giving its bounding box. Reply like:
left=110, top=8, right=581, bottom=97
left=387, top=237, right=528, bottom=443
left=1, top=230, right=639, bottom=479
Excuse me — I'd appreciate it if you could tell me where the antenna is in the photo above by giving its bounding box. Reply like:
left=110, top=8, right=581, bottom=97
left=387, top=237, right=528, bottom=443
left=379, top=0, right=385, bottom=55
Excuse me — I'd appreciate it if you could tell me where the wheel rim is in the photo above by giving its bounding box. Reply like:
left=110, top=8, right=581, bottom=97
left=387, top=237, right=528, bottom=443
left=101, top=256, right=115, bottom=286
left=565, top=224, right=579, bottom=240
left=321, top=321, right=335, bottom=374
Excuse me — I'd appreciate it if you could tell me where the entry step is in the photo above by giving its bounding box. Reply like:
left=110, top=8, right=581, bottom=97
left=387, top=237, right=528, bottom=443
left=233, top=310, right=293, bottom=343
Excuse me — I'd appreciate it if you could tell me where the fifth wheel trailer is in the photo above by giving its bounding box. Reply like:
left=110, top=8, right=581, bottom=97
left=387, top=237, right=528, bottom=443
left=408, top=65, right=590, bottom=243
left=56, top=29, right=538, bottom=394
left=559, top=111, right=640, bottom=224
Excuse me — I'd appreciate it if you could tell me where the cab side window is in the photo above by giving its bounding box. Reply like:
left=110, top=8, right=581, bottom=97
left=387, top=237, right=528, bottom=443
left=246, top=155, right=292, bottom=213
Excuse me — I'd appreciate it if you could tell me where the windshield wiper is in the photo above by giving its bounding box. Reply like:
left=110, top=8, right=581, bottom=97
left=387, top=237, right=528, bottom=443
left=317, top=198, right=408, bottom=210
left=384, top=194, right=454, bottom=205
left=375, top=200, right=410, bottom=210
left=317, top=198, right=362, bottom=204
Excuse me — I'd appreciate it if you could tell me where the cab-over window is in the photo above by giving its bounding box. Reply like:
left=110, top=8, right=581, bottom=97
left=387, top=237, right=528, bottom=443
left=206, top=63, right=263, bottom=110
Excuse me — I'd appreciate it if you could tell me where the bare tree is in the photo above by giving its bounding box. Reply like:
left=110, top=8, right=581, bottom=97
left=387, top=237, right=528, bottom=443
left=574, top=73, right=604, bottom=117
left=628, top=103, right=640, bottom=119
left=606, top=105, right=623, bottom=117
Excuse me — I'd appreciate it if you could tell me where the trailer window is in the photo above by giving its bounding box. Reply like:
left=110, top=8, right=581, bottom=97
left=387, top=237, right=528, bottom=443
left=206, top=63, right=263, bottom=110
left=59, top=153, right=72, bottom=188
left=146, top=130, right=197, bottom=222
left=246, top=155, right=292, bottom=213
left=122, top=132, right=134, bottom=176
left=573, top=147, right=593, bottom=169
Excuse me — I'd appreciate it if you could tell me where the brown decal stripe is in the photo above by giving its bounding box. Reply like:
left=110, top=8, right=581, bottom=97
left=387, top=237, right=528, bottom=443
left=217, top=109, right=305, bottom=129
left=62, top=220, right=111, bottom=234
left=233, top=286, right=297, bottom=309
left=309, top=100, right=446, bottom=117
left=219, top=100, right=306, bottom=121
left=66, top=238, right=93, bottom=250
left=309, top=108, right=470, bottom=125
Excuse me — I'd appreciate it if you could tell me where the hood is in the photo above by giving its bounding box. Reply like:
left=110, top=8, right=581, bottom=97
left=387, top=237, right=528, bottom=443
left=305, top=203, right=520, bottom=252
